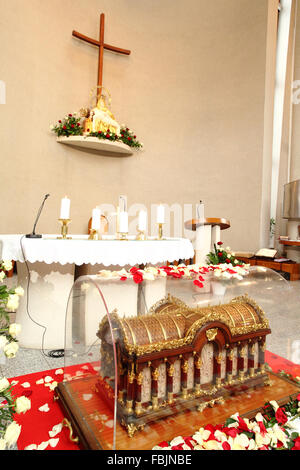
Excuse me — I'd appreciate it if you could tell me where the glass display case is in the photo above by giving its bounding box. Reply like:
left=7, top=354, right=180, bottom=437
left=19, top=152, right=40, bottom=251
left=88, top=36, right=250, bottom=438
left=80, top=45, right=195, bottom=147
left=55, top=266, right=300, bottom=450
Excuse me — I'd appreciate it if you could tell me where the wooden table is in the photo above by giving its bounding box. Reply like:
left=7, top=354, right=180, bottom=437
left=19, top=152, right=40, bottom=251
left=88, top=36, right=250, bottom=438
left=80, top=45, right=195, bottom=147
left=237, top=256, right=300, bottom=281
left=184, top=217, right=230, bottom=231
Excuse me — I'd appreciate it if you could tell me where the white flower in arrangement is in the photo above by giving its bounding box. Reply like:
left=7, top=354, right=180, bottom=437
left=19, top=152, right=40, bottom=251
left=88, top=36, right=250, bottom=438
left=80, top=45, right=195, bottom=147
left=143, top=272, right=155, bottom=281
left=3, top=341, right=19, bottom=358
left=144, top=266, right=159, bottom=276
left=50, top=124, right=55, bottom=131
left=0, top=335, right=8, bottom=349
left=4, top=421, right=22, bottom=448
left=0, top=271, right=6, bottom=282
left=6, top=294, right=19, bottom=312
left=14, top=286, right=24, bottom=297
left=15, top=396, right=31, bottom=414
left=0, top=439, right=6, bottom=450
left=269, top=400, right=280, bottom=412
left=1, top=260, right=12, bottom=272
left=8, top=323, right=21, bottom=338
left=0, top=377, right=10, bottom=392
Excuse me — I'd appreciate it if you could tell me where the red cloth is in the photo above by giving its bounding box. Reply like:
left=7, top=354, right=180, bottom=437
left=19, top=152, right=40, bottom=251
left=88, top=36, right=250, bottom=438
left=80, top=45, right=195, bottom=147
left=265, top=350, right=300, bottom=377
left=10, top=363, right=96, bottom=450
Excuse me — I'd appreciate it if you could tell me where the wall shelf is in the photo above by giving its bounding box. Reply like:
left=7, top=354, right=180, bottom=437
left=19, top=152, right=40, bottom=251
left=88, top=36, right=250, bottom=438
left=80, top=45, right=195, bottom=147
left=57, top=136, right=134, bottom=156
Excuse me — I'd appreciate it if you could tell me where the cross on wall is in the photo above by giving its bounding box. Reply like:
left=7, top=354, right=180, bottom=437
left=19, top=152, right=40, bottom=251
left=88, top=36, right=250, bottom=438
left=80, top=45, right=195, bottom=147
left=72, top=13, right=131, bottom=97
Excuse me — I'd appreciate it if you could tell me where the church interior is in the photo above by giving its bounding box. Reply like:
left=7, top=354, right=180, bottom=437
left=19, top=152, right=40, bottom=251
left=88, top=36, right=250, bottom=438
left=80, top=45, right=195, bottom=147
left=1, top=0, right=300, bottom=452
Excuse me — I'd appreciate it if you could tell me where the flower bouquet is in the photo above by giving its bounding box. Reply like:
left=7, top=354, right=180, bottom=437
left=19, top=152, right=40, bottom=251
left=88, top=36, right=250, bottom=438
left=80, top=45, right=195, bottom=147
left=0, top=261, right=30, bottom=449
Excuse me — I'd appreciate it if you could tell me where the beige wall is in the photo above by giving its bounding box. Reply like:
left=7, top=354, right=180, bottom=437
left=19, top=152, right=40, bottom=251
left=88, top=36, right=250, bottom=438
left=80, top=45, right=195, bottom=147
left=0, top=0, right=270, bottom=252
left=291, top=1, right=300, bottom=181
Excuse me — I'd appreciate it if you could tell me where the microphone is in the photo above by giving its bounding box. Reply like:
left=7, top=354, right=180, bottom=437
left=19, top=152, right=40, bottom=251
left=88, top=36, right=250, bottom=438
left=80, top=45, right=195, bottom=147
left=26, top=194, right=50, bottom=239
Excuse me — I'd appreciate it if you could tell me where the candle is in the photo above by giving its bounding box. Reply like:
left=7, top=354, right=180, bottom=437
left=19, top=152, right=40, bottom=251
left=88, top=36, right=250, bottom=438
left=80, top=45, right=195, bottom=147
left=157, top=204, right=165, bottom=224
left=119, top=211, right=128, bottom=233
left=60, top=197, right=70, bottom=219
left=138, top=210, right=147, bottom=231
left=91, top=208, right=101, bottom=230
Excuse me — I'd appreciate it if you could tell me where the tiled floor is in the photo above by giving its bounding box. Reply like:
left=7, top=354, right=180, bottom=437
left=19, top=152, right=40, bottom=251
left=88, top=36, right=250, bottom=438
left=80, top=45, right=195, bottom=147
left=1, top=273, right=300, bottom=379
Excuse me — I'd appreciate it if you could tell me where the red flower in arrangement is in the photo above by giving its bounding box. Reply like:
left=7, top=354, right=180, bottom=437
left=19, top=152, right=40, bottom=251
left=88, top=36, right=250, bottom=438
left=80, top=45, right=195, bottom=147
left=133, top=271, right=143, bottom=284
left=128, top=137, right=132, bottom=141
left=292, top=437, right=300, bottom=450
left=183, top=437, right=197, bottom=449
left=71, top=124, right=74, bottom=128
left=223, top=427, right=238, bottom=438
left=297, top=393, right=300, bottom=401
left=120, top=276, right=127, bottom=282
left=87, top=128, right=90, bottom=132
left=130, top=267, right=139, bottom=275
left=158, top=441, right=170, bottom=448
left=275, top=407, right=288, bottom=425
left=222, top=442, right=231, bottom=450
left=171, top=444, right=184, bottom=450
left=218, top=252, right=223, bottom=257
left=193, top=280, right=204, bottom=288
left=237, top=416, right=250, bottom=433
left=258, top=421, right=267, bottom=435
left=63, top=125, right=67, bottom=130
left=259, top=445, right=269, bottom=450
left=58, top=120, right=62, bottom=123
left=106, top=134, right=110, bottom=138
left=217, top=241, right=223, bottom=246
left=68, top=113, right=72, bottom=117
left=77, top=122, right=81, bottom=126
left=225, top=259, right=230, bottom=263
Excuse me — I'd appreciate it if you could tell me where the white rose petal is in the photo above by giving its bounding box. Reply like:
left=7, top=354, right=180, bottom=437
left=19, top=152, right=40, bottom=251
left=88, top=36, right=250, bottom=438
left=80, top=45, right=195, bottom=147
left=36, top=378, right=44, bottom=385
left=49, top=438, right=59, bottom=448
left=21, top=382, right=31, bottom=388
left=2, top=261, right=13, bottom=272
left=44, top=376, right=53, bottom=383
left=24, top=444, right=38, bottom=450
left=49, top=423, right=63, bottom=438
left=55, top=369, right=64, bottom=375
left=0, top=335, right=8, bottom=349
left=39, top=403, right=50, bottom=413
left=0, top=271, right=6, bottom=282
left=37, top=441, right=49, bottom=450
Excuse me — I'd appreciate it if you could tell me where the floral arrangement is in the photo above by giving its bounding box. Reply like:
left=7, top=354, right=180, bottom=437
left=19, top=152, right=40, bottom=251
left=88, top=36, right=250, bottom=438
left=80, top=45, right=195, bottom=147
left=51, top=114, right=143, bottom=149
left=207, top=242, right=244, bottom=266
left=0, top=261, right=30, bottom=449
left=153, top=396, right=300, bottom=450
left=97, top=263, right=250, bottom=289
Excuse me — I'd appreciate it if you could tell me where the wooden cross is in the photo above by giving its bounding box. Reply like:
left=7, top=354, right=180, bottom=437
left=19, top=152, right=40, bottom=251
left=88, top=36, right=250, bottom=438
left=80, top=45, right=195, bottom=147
left=72, top=13, right=131, bottom=97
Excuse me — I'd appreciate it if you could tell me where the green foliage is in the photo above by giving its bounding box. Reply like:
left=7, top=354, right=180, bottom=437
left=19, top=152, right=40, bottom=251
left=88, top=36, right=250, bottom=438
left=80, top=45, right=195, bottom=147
left=206, top=243, right=244, bottom=266
left=52, top=114, right=83, bottom=137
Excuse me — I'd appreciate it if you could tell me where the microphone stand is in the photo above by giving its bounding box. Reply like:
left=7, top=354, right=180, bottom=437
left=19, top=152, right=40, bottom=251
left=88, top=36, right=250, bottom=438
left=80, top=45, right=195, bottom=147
left=26, top=194, right=50, bottom=239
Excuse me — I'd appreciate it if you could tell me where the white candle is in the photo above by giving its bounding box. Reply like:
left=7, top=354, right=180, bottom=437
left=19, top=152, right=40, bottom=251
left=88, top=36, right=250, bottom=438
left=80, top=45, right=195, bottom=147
left=60, top=197, right=70, bottom=219
left=138, top=210, right=147, bottom=231
left=119, top=211, right=128, bottom=233
left=157, top=204, right=165, bottom=224
left=91, top=208, right=101, bottom=230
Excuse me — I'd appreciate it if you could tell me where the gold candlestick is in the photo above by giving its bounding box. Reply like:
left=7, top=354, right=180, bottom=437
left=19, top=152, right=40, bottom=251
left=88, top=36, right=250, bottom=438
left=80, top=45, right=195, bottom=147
left=118, top=232, right=128, bottom=241
left=157, top=223, right=164, bottom=240
left=88, top=229, right=101, bottom=240
left=57, top=219, right=72, bottom=239
left=136, top=229, right=146, bottom=241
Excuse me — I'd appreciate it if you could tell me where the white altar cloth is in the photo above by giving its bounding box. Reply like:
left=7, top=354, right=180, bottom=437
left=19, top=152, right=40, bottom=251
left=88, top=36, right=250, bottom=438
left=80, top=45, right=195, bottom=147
left=0, top=234, right=194, bottom=350
left=0, top=234, right=194, bottom=266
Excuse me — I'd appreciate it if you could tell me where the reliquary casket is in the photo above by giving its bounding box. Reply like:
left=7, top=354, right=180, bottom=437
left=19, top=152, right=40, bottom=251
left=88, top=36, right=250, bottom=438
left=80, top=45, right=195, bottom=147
left=97, top=294, right=271, bottom=437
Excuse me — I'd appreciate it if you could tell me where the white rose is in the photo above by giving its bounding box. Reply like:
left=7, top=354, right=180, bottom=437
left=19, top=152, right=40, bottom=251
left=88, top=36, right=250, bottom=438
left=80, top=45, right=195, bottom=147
left=0, top=377, right=10, bottom=392
left=169, top=436, right=185, bottom=447
left=9, top=323, right=21, bottom=338
left=4, top=341, right=19, bottom=358
left=0, top=335, right=8, bottom=349
left=269, top=400, right=279, bottom=412
left=0, top=439, right=6, bottom=450
left=6, top=294, right=19, bottom=312
left=4, top=421, right=22, bottom=448
left=14, top=286, right=24, bottom=297
left=15, top=396, right=31, bottom=414
left=143, top=272, right=155, bottom=281
left=2, top=260, right=13, bottom=272
left=0, top=271, right=5, bottom=282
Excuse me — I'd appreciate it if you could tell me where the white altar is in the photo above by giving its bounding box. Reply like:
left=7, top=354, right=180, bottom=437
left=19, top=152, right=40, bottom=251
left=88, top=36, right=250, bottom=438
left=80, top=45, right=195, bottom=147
left=0, top=234, right=194, bottom=349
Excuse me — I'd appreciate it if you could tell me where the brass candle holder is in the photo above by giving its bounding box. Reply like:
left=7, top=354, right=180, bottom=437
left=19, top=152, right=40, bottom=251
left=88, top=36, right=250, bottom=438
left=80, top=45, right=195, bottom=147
left=88, top=229, right=102, bottom=240
left=136, top=229, right=147, bottom=241
left=57, top=219, right=72, bottom=240
left=157, top=222, right=164, bottom=240
left=117, top=232, right=128, bottom=241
